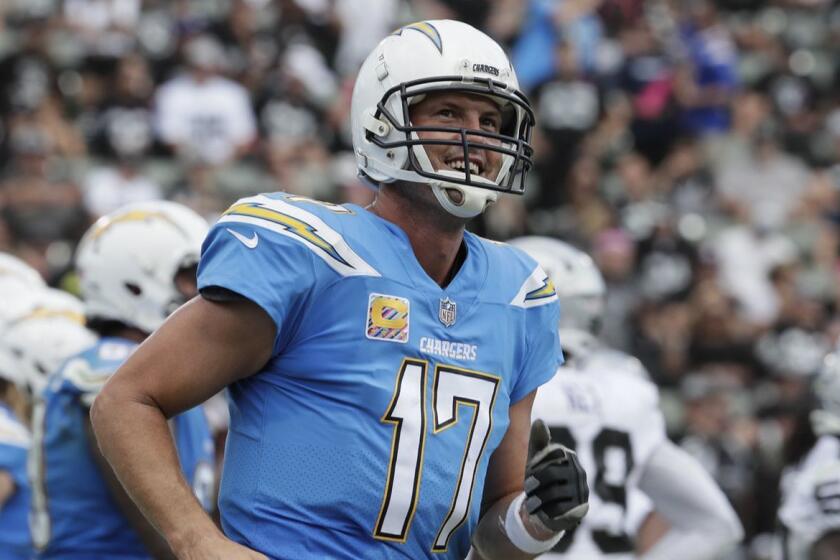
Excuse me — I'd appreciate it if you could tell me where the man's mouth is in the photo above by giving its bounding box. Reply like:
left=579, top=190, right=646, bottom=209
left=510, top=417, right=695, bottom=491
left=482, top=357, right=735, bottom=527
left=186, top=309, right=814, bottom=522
left=445, top=158, right=482, bottom=176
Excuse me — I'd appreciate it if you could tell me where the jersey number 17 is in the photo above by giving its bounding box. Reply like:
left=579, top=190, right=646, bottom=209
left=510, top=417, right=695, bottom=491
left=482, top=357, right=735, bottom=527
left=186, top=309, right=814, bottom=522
left=373, top=358, right=499, bottom=553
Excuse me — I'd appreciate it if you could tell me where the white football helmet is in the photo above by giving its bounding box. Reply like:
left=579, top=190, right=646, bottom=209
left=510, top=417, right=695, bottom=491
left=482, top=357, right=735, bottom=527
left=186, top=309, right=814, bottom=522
left=75, top=201, right=209, bottom=334
left=0, top=253, right=47, bottom=327
left=0, top=253, right=45, bottom=288
left=0, top=287, right=84, bottom=390
left=2, top=289, right=96, bottom=395
left=812, top=350, right=840, bottom=435
left=509, top=236, right=606, bottom=334
left=351, top=20, right=535, bottom=218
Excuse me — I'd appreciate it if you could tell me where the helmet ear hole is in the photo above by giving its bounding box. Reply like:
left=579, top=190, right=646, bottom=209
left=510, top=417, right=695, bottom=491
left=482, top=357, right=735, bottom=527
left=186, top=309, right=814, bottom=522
left=444, top=188, right=465, bottom=205
left=124, top=282, right=142, bottom=296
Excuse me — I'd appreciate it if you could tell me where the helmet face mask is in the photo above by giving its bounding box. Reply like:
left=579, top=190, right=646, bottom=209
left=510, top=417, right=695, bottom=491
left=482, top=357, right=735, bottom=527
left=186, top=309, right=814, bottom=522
left=368, top=76, right=535, bottom=195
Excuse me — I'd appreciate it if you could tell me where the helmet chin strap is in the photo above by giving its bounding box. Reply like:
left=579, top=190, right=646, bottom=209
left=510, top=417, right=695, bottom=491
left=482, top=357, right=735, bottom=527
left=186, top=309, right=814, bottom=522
left=410, top=140, right=499, bottom=219
left=430, top=171, right=498, bottom=219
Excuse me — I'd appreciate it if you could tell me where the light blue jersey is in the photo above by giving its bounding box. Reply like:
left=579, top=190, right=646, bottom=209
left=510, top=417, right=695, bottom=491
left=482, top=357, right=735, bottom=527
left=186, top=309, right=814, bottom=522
left=31, top=337, right=215, bottom=559
left=198, top=193, right=562, bottom=559
left=0, top=402, right=31, bottom=560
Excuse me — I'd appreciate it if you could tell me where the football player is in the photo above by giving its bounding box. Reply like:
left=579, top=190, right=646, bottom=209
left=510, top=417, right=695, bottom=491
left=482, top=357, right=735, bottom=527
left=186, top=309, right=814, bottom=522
left=0, top=252, right=47, bottom=332
left=511, top=236, right=743, bottom=560
left=0, top=347, right=31, bottom=560
left=0, top=277, right=92, bottom=560
left=0, top=255, right=45, bottom=560
left=30, top=201, right=216, bottom=559
left=0, top=252, right=46, bottom=290
left=3, top=288, right=96, bottom=395
left=778, top=349, right=840, bottom=559
left=91, top=20, right=588, bottom=560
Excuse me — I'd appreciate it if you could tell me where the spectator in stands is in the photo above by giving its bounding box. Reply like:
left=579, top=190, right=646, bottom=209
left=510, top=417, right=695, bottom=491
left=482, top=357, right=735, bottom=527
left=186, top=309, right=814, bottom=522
left=154, top=34, right=257, bottom=166
left=715, top=120, right=811, bottom=231
left=83, top=52, right=162, bottom=217
left=615, top=19, right=680, bottom=164
left=0, top=124, right=88, bottom=277
left=531, top=40, right=602, bottom=207
left=675, top=0, right=738, bottom=135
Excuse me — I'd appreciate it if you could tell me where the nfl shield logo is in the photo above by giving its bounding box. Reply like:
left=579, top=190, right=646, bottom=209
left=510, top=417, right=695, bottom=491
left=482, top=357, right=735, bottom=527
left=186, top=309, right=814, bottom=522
left=438, top=297, right=457, bottom=327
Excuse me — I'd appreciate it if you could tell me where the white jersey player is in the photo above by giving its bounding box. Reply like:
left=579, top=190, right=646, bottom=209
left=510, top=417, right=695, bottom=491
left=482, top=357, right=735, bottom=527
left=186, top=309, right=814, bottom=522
left=511, top=236, right=743, bottom=560
left=778, top=350, right=840, bottom=560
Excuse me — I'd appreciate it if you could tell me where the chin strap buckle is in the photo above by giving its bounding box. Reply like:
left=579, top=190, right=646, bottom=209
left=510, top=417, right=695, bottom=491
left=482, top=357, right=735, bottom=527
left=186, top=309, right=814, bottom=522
left=362, top=111, right=390, bottom=137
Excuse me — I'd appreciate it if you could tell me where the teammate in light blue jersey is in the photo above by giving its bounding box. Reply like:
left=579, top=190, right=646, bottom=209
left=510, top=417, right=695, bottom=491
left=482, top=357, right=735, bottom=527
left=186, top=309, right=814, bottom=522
left=93, top=20, right=589, bottom=560
left=0, top=254, right=46, bottom=560
left=33, top=338, right=215, bottom=559
left=0, top=400, right=30, bottom=560
left=30, top=201, right=214, bottom=559
left=0, top=256, right=105, bottom=560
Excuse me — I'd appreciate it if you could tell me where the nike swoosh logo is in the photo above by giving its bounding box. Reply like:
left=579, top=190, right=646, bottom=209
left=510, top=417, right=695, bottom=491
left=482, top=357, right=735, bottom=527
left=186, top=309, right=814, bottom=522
left=226, top=228, right=259, bottom=249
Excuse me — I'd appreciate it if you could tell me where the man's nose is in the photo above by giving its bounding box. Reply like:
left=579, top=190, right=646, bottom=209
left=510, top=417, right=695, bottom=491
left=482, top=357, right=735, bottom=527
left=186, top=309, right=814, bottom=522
left=462, top=111, right=482, bottom=131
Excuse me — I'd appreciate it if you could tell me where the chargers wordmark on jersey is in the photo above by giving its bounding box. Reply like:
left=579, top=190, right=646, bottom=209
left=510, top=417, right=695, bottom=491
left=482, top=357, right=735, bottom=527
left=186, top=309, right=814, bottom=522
left=367, top=293, right=410, bottom=343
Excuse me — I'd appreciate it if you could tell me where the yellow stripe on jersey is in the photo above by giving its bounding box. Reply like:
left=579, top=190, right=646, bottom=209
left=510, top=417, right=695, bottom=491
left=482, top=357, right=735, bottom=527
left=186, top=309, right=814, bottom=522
left=511, top=267, right=559, bottom=308
left=224, top=202, right=351, bottom=268
left=525, top=278, right=557, bottom=301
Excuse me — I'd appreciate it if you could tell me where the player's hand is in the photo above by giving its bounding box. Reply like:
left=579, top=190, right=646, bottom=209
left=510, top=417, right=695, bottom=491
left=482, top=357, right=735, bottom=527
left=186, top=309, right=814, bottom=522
left=523, top=419, right=589, bottom=533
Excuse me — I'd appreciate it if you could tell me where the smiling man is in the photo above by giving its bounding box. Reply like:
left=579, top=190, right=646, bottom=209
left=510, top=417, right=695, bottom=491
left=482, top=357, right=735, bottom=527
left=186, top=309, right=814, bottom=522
left=91, top=20, right=588, bottom=560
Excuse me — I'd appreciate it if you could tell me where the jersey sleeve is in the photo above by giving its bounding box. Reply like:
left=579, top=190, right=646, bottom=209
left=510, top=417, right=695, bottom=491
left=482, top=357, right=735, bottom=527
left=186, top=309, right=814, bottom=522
left=60, top=342, right=135, bottom=407
left=627, top=378, right=667, bottom=473
left=510, top=266, right=562, bottom=403
left=198, top=219, right=314, bottom=353
left=200, top=194, right=382, bottom=354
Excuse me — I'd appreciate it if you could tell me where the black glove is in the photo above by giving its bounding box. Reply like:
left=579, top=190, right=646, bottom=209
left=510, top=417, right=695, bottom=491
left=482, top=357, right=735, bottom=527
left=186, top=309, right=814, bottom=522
left=523, top=419, right=589, bottom=533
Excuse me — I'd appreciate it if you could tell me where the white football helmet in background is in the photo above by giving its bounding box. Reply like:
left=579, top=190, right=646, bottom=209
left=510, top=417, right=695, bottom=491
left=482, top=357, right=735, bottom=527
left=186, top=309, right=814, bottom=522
left=509, top=236, right=606, bottom=332
left=510, top=236, right=608, bottom=362
left=2, top=289, right=96, bottom=395
left=0, top=253, right=45, bottom=288
left=75, top=201, right=209, bottom=334
left=0, top=253, right=47, bottom=327
left=351, top=19, right=535, bottom=218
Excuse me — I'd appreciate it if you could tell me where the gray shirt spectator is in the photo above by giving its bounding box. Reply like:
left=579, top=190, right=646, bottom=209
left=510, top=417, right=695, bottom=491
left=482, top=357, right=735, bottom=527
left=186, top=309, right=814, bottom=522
left=154, top=35, right=257, bottom=165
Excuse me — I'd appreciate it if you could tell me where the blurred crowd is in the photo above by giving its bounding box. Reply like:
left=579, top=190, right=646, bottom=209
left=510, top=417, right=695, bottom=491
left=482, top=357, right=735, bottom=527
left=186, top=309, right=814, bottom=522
left=1, top=0, right=840, bottom=557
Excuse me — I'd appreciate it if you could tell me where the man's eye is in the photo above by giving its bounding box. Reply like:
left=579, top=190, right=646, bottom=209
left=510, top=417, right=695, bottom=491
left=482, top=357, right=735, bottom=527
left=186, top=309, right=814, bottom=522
left=437, top=109, right=455, bottom=118
left=481, top=118, right=500, bottom=130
